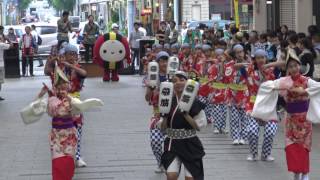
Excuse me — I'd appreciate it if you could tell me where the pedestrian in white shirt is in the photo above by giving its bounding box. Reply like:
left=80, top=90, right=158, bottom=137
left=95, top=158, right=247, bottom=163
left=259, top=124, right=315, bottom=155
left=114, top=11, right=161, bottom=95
left=129, top=22, right=145, bottom=73
left=0, top=42, right=12, bottom=101
left=31, top=24, right=43, bottom=67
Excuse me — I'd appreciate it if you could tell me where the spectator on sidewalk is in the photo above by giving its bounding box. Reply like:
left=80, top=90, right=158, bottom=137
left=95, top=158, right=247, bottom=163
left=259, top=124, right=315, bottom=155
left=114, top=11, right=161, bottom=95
left=156, top=21, right=167, bottom=45
left=111, top=23, right=120, bottom=35
left=280, top=25, right=289, bottom=41
left=31, top=24, right=43, bottom=67
left=20, top=26, right=35, bottom=77
left=83, top=15, right=99, bottom=62
left=165, top=20, right=178, bottom=45
left=297, top=38, right=316, bottom=77
left=180, top=22, right=188, bottom=43
left=0, top=41, right=12, bottom=101
left=6, top=28, right=17, bottom=42
left=57, top=11, right=72, bottom=47
left=129, top=22, right=144, bottom=73
left=0, top=26, right=9, bottom=43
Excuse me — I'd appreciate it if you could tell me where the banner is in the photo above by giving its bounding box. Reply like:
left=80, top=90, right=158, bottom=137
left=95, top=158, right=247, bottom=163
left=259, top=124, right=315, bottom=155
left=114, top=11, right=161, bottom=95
left=234, top=0, right=240, bottom=28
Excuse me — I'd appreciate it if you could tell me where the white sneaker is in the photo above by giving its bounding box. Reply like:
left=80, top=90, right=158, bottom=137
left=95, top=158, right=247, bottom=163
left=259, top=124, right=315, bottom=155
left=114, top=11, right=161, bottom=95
left=239, top=139, right=246, bottom=145
left=261, top=155, right=275, bottom=162
left=154, top=166, right=165, bottom=173
left=76, top=158, right=87, bottom=168
left=247, top=154, right=258, bottom=161
left=232, top=139, right=239, bottom=145
left=213, top=128, right=220, bottom=134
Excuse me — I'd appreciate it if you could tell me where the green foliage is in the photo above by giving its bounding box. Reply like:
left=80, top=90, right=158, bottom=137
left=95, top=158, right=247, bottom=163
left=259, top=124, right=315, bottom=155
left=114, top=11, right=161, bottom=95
left=111, top=9, right=119, bottom=23
left=19, top=0, right=33, bottom=10
left=49, top=0, right=76, bottom=11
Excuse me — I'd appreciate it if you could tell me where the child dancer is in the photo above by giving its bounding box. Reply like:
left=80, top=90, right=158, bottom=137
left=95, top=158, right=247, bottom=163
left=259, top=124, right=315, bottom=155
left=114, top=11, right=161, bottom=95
left=210, top=48, right=229, bottom=134
left=246, top=49, right=278, bottom=161
left=228, top=44, right=251, bottom=145
left=252, top=49, right=320, bottom=180
left=38, top=69, right=77, bottom=180
left=145, top=51, right=169, bottom=173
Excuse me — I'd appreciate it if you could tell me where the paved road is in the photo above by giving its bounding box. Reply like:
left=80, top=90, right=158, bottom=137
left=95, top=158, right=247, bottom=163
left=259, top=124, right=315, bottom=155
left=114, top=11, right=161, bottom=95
left=0, top=75, right=320, bottom=180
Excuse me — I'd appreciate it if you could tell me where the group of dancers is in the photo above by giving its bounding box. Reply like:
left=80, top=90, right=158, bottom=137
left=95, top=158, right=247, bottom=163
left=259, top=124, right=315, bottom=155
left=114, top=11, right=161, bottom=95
left=19, top=42, right=97, bottom=180
left=144, top=42, right=320, bottom=180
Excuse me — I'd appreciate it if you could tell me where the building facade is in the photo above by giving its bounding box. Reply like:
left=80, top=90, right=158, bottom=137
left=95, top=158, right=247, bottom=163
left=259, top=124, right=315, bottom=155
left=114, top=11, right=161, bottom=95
left=182, top=0, right=209, bottom=22
left=209, top=0, right=253, bottom=30
left=254, top=0, right=316, bottom=34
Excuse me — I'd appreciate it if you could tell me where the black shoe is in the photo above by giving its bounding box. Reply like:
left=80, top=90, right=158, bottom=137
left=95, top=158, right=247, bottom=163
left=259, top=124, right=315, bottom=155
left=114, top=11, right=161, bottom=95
left=0, top=97, right=4, bottom=101
left=37, top=64, right=44, bottom=67
left=30, top=74, right=34, bottom=76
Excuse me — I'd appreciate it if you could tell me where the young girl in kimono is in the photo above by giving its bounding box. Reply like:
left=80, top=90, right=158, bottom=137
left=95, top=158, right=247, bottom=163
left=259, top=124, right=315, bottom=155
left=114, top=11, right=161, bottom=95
left=161, top=71, right=207, bottom=180
left=246, top=49, right=278, bottom=161
left=252, top=49, right=320, bottom=180
left=45, top=44, right=88, bottom=167
left=280, top=50, right=313, bottom=180
left=38, top=70, right=77, bottom=180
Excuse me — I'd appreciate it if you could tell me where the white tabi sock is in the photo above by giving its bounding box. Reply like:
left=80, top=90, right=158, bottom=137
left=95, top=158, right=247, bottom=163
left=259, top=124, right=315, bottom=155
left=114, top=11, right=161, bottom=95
left=301, top=174, right=309, bottom=180
left=294, top=173, right=301, bottom=180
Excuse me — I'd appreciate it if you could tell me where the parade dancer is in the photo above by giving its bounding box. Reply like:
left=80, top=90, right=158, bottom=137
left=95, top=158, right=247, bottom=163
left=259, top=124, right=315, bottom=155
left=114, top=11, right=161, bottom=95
left=196, top=44, right=214, bottom=124
left=145, top=51, right=170, bottom=173
left=63, top=45, right=87, bottom=167
left=251, top=49, right=320, bottom=180
left=161, top=71, right=207, bottom=180
left=228, top=44, right=251, bottom=145
left=209, top=48, right=229, bottom=134
left=38, top=69, right=77, bottom=180
left=246, top=49, right=277, bottom=161
left=179, top=43, right=194, bottom=73
left=44, top=44, right=88, bottom=167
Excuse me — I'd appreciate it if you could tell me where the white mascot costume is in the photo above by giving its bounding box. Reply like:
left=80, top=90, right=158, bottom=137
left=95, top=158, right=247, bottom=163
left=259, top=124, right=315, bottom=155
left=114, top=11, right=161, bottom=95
left=93, top=32, right=131, bottom=82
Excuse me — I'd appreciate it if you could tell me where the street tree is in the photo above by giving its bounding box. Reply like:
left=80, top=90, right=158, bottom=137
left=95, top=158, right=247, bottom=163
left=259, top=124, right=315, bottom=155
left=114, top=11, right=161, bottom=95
left=47, top=0, right=76, bottom=12
left=19, top=0, right=33, bottom=10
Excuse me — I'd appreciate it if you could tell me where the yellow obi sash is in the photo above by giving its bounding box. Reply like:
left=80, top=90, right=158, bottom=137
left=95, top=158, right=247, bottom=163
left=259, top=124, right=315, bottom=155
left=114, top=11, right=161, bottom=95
left=69, top=92, right=80, bottom=99
left=199, top=77, right=209, bottom=84
left=211, top=82, right=228, bottom=90
left=153, top=107, right=160, bottom=115
left=229, top=83, right=248, bottom=91
left=250, top=96, right=256, bottom=103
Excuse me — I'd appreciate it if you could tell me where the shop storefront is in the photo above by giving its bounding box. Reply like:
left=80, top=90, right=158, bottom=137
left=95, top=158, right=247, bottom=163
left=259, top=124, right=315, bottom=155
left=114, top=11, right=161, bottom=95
left=133, top=0, right=180, bottom=35
left=209, top=0, right=253, bottom=30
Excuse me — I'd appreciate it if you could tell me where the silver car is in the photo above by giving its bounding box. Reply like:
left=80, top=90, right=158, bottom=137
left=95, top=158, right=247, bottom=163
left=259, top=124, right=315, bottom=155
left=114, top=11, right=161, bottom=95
left=34, top=23, right=58, bottom=54
left=5, top=24, right=57, bottom=54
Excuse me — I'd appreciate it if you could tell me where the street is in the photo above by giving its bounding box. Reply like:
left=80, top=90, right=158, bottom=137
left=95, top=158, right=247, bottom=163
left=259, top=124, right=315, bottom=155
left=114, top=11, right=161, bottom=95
left=0, top=75, right=320, bottom=180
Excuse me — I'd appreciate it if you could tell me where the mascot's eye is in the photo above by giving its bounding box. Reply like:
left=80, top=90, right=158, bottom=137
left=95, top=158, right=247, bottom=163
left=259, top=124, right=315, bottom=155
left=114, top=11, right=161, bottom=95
left=103, top=50, right=107, bottom=53
left=119, top=50, right=123, bottom=54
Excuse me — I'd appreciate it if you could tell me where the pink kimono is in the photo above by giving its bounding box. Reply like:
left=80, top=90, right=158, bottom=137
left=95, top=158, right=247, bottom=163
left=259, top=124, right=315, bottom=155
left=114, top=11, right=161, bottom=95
left=48, top=96, right=77, bottom=180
